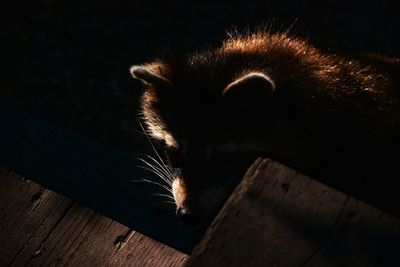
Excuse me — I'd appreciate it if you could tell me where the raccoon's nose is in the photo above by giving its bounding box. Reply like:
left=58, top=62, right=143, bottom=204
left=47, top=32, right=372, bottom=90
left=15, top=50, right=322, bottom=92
left=176, top=205, right=200, bottom=224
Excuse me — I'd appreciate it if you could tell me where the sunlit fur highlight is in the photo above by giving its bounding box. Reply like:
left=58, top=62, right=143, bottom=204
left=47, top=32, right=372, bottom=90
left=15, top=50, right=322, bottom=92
left=222, top=72, right=276, bottom=94
left=138, top=30, right=399, bottom=140
left=172, top=178, right=187, bottom=208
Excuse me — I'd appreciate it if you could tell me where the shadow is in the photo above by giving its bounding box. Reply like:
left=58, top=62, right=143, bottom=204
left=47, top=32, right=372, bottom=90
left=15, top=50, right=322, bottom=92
left=0, top=105, right=207, bottom=254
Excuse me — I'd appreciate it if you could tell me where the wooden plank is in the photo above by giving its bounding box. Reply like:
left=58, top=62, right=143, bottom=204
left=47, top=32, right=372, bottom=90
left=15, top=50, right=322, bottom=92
left=0, top=168, right=44, bottom=232
left=186, top=158, right=400, bottom=267
left=0, top=166, right=188, bottom=266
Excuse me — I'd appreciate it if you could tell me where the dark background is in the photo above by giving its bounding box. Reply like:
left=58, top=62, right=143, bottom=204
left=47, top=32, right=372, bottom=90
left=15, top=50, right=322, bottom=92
left=2, top=0, right=399, bottom=254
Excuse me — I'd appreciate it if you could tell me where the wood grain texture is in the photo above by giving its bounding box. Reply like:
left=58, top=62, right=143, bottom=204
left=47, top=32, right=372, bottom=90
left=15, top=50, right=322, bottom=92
left=0, top=166, right=188, bottom=267
left=186, top=158, right=400, bottom=267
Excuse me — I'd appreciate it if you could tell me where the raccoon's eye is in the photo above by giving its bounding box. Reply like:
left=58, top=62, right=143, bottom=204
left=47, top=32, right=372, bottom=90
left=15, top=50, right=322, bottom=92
left=167, top=147, right=183, bottom=166
left=209, top=151, right=258, bottom=184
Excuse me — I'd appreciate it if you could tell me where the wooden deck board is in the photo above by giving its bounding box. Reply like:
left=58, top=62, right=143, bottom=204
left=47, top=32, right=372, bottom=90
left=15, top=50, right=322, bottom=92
left=3, top=158, right=400, bottom=267
left=0, top=170, right=45, bottom=233
left=0, top=166, right=188, bottom=266
left=186, top=158, right=400, bottom=267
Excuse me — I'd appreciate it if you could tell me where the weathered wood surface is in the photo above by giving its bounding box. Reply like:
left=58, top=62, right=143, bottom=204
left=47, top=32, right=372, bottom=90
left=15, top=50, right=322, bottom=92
left=186, top=158, right=400, bottom=267
left=0, top=167, right=188, bottom=267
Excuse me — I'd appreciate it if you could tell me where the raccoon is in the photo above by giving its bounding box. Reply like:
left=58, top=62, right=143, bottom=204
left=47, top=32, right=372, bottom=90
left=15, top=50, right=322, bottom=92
left=130, top=30, right=400, bottom=223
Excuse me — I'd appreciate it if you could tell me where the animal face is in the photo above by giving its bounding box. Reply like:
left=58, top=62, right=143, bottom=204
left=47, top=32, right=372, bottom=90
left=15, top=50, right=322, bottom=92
left=131, top=62, right=278, bottom=223
left=129, top=31, right=321, bottom=223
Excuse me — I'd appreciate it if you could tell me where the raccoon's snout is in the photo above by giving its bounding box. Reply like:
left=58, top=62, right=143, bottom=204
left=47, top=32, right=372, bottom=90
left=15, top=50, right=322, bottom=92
left=172, top=178, right=201, bottom=223
left=172, top=176, right=231, bottom=223
left=176, top=204, right=201, bottom=224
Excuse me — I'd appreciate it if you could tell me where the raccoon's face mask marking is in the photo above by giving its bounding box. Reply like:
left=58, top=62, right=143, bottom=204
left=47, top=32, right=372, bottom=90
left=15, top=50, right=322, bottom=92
left=167, top=141, right=261, bottom=223
left=131, top=63, right=277, bottom=223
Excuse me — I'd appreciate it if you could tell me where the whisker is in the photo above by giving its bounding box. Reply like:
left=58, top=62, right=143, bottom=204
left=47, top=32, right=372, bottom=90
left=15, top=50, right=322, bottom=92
left=137, top=157, right=173, bottom=183
left=140, top=155, right=174, bottom=182
left=152, top=192, right=175, bottom=200
left=137, top=156, right=169, bottom=177
left=137, top=164, right=172, bottom=185
left=163, top=201, right=176, bottom=206
left=137, top=165, right=171, bottom=186
left=138, top=120, right=175, bottom=178
left=131, top=178, right=173, bottom=194
left=137, top=164, right=169, bottom=181
left=144, top=153, right=174, bottom=175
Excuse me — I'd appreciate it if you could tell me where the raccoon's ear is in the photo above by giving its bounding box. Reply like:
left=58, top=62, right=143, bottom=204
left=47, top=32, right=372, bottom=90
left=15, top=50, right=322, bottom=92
left=222, top=72, right=276, bottom=97
left=130, top=64, right=173, bottom=88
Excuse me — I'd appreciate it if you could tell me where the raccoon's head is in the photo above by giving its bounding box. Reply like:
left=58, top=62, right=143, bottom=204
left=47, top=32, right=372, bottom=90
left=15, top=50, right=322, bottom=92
left=130, top=59, right=281, bottom=223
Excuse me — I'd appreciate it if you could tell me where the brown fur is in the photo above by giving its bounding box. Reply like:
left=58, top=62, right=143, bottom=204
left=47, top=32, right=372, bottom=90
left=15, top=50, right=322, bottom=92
left=132, top=30, right=400, bottom=219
